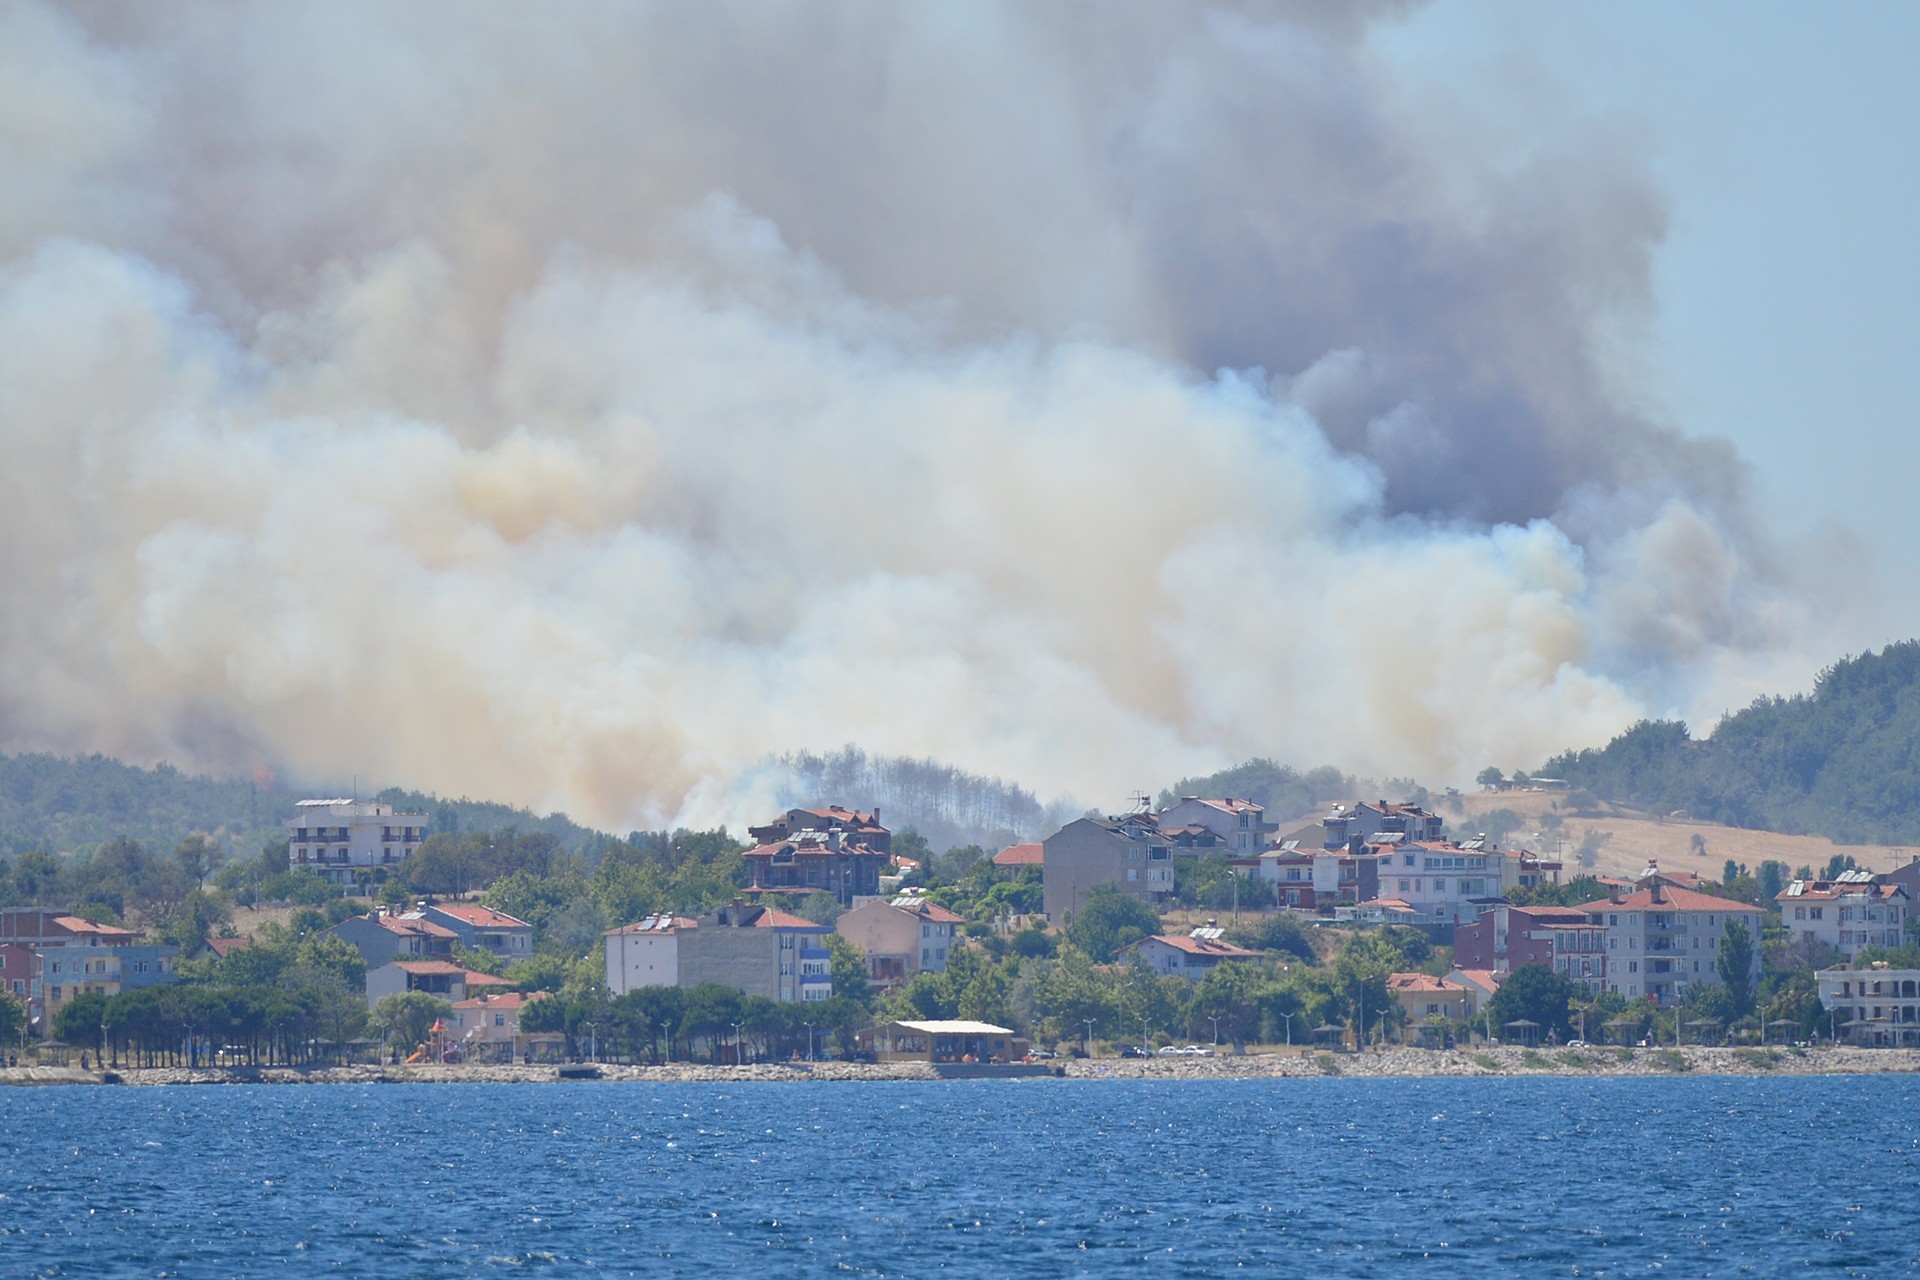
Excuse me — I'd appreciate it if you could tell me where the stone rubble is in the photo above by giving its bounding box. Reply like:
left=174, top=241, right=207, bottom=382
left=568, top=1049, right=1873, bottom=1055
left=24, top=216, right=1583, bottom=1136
left=4, top=1045, right=1917, bottom=1086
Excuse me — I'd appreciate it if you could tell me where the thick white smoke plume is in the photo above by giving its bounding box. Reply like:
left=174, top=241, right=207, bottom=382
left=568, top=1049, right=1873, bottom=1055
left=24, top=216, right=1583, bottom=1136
left=0, top=2, right=1844, bottom=831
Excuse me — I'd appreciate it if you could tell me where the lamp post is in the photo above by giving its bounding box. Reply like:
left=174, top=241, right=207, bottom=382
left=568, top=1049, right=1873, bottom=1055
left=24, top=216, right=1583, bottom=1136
left=583, top=1021, right=596, bottom=1064
left=1280, top=1012, right=1294, bottom=1049
left=659, top=1021, right=670, bottom=1064
left=804, top=1021, right=816, bottom=1062
left=1082, top=1019, right=1094, bottom=1058
left=732, top=1022, right=743, bottom=1065
left=1208, top=1016, right=1220, bottom=1050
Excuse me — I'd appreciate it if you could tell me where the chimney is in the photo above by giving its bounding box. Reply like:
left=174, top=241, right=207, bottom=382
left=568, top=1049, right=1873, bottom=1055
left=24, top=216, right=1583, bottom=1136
left=1609, top=885, right=1623, bottom=905
left=828, top=827, right=843, bottom=851
left=871, top=807, right=880, bottom=827
left=1650, top=882, right=1665, bottom=904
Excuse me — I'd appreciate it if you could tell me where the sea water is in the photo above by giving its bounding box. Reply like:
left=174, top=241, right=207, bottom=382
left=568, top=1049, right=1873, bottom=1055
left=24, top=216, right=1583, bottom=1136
left=2, top=1074, right=1915, bottom=1277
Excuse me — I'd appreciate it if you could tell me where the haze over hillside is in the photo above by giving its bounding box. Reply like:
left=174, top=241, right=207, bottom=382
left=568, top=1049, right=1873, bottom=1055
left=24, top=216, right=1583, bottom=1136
left=0, top=3, right=1862, bottom=834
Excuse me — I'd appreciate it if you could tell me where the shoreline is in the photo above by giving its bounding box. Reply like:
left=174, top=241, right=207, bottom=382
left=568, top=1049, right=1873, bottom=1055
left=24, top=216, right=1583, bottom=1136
left=5, top=1045, right=1918, bottom=1086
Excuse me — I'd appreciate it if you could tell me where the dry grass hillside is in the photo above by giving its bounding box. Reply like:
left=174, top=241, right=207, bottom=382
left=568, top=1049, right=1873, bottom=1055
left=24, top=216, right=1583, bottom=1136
left=1448, top=789, right=1917, bottom=882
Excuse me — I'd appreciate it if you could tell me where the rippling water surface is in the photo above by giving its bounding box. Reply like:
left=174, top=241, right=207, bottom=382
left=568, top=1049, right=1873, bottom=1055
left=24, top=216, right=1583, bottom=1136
left=2, top=1074, right=1917, bottom=1276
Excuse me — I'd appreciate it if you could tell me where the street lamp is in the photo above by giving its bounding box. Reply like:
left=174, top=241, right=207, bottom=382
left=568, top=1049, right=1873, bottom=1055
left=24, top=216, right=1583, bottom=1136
left=1208, top=1015, right=1220, bottom=1050
left=804, top=1021, right=816, bottom=1062
left=1082, top=1019, right=1094, bottom=1058
left=1280, top=1012, right=1294, bottom=1049
left=658, top=1021, right=670, bottom=1064
left=732, top=1022, right=743, bottom=1065
left=583, top=1021, right=597, bottom=1064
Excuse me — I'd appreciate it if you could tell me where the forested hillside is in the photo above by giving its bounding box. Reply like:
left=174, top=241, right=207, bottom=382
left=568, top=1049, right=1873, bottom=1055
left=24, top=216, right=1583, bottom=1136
left=1543, top=641, right=1920, bottom=844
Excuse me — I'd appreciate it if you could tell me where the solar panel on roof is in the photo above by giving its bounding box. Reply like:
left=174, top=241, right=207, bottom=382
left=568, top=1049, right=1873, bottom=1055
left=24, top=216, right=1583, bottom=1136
left=1786, top=882, right=1804, bottom=895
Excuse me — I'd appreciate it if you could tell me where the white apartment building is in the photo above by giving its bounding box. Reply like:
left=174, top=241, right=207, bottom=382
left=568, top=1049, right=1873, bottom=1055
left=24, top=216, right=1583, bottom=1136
left=1157, top=797, right=1274, bottom=855
left=1817, top=963, right=1920, bottom=1047
left=1376, top=840, right=1521, bottom=926
left=285, top=799, right=428, bottom=885
left=1580, top=883, right=1765, bottom=1006
left=1777, top=872, right=1906, bottom=959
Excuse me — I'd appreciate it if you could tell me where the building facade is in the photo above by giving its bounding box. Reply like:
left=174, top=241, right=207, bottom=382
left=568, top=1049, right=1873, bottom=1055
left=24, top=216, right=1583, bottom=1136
left=835, top=896, right=964, bottom=989
left=1041, top=813, right=1174, bottom=920
left=605, top=903, right=833, bottom=1003
left=1777, top=872, right=1906, bottom=960
left=1817, top=964, right=1920, bottom=1047
left=420, top=903, right=535, bottom=962
left=285, top=799, right=428, bottom=885
left=1578, top=884, right=1765, bottom=1005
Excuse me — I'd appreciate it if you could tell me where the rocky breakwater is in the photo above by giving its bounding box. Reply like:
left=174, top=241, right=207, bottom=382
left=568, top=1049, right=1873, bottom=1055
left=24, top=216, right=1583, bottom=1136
left=95, top=1060, right=945, bottom=1086
left=1061, top=1045, right=1920, bottom=1080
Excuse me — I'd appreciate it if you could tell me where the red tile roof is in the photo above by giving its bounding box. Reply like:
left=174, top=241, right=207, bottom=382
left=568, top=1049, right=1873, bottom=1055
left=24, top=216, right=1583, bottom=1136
left=1576, top=886, right=1765, bottom=914
left=376, top=914, right=459, bottom=939
left=429, top=904, right=532, bottom=929
left=388, top=960, right=468, bottom=975
left=452, top=990, right=545, bottom=1011
left=892, top=899, right=965, bottom=925
left=1387, top=972, right=1468, bottom=994
left=463, top=971, right=513, bottom=987
left=748, top=906, right=824, bottom=930
left=1134, top=934, right=1261, bottom=959
left=992, top=843, right=1044, bottom=867
left=52, top=916, right=137, bottom=939
left=203, top=936, right=253, bottom=957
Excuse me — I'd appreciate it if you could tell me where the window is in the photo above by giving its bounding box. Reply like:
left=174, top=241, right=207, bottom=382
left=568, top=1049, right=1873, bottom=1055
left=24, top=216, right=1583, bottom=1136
left=1127, top=869, right=1138, bottom=881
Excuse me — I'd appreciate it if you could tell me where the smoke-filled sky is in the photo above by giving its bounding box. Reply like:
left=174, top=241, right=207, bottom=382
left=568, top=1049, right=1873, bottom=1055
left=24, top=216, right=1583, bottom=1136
left=0, top=1, right=1907, bottom=831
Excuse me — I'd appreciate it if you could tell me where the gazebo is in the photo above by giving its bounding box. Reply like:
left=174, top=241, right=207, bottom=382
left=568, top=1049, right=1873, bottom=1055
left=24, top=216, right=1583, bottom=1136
left=1503, top=1019, right=1540, bottom=1048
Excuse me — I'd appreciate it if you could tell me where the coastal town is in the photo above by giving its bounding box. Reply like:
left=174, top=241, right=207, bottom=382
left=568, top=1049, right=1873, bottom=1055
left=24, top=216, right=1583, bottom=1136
left=5, top=789, right=1920, bottom=1085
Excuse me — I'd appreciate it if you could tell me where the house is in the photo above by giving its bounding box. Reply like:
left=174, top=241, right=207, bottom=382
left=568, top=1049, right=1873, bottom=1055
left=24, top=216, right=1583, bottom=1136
left=328, top=912, right=458, bottom=969
left=1322, top=800, right=1444, bottom=852
left=284, top=798, right=428, bottom=886
left=1386, top=972, right=1476, bottom=1028
left=1041, top=812, right=1173, bottom=920
left=38, top=943, right=180, bottom=1023
left=1578, top=882, right=1765, bottom=1005
left=449, top=991, right=550, bottom=1063
left=0, top=909, right=139, bottom=948
left=1119, top=929, right=1262, bottom=979
left=743, top=817, right=891, bottom=906
left=1817, top=963, right=1920, bottom=1047
left=1340, top=897, right=1422, bottom=926
left=420, top=903, right=535, bottom=962
left=1454, top=904, right=1608, bottom=994
left=1372, top=839, right=1542, bottom=926
left=991, top=843, right=1044, bottom=869
left=364, top=960, right=510, bottom=1008
left=749, top=806, right=891, bottom=854
left=1446, top=967, right=1505, bottom=1012
left=835, top=895, right=965, bottom=989
left=1777, top=871, right=1906, bottom=960
left=1156, top=797, right=1276, bottom=855
left=857, top=1019, right=1028, bottom=1064
left=604, top=902, right=833, bottom=1003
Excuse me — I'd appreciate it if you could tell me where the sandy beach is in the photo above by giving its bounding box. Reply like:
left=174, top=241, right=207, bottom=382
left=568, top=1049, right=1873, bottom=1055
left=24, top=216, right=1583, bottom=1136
left=5, top=1045, right=1917, bottom=1087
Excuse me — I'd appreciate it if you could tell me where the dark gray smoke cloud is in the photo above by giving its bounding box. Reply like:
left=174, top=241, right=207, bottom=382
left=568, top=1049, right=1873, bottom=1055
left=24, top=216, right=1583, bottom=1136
left=0, top=1, right=1833, bottom=829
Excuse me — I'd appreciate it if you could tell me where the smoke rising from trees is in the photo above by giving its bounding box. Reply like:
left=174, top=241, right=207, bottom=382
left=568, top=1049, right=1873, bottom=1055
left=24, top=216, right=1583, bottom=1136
left=0, top=2, right=1847, bottom=830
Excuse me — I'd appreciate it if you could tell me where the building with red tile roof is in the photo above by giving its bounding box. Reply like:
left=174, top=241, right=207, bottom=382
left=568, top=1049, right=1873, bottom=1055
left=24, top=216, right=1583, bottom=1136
left=421, top=902, right=535, bottom=962
left=1777, top=871, right=1906, bottom=960
left=991, top=843, right=1043, bottom=868
left=1577, top=881, right=1765, bottom=1005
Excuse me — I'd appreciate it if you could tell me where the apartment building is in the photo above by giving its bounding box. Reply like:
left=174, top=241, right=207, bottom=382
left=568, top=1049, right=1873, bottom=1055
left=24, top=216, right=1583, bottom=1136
left=284, top=798, right=428, bottom=885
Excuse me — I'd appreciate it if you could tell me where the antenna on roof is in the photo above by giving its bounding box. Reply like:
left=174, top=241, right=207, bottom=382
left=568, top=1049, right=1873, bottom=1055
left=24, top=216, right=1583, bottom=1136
left=1131, top=792, right=1152, bottom=814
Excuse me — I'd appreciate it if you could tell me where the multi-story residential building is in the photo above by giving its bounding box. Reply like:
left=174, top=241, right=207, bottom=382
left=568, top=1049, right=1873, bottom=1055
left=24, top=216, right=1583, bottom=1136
left=748, top=806, right=892, bottom=855
left=1373, top=839, right=1517, bottom=926
left=1817, top=963, right=1920, bottom=1047
left=329, top=912, right=458, bottom=969
left=1157, top=797, right=1276, bottom=855
left=1041, top=812, right=1174, bottom=921
left=1250, top=844, right=1385, bottom=910
left=1777, top=871, right=1906, bottom=959
left=38, top=942, right=179, bottom=1022
left=605, top=903, right=833, bottom=1003
left=1322, top=800, right=1444, bottom=852
left=1454, top=903, right=1608, bottom=994
left=1119, top=929, right=1262, bottom=979
left=284, top=798, right=428, bottom=886
left=1579, top=883, right=1765, bottom=1005
left=743, top=822, right=890, bottom=906
left=835, top=895, right=965, bottom=990
left=419, top=903, right=535, bottom=962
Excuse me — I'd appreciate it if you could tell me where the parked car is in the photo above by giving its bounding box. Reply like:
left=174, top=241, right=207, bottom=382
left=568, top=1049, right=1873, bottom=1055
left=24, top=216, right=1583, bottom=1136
left=1182, top=1045, right=1215, bottom=1057
left=1120, top=1045, right=1152, bottom=1059
left=1156, top=1045, right=1185, bottom=1056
